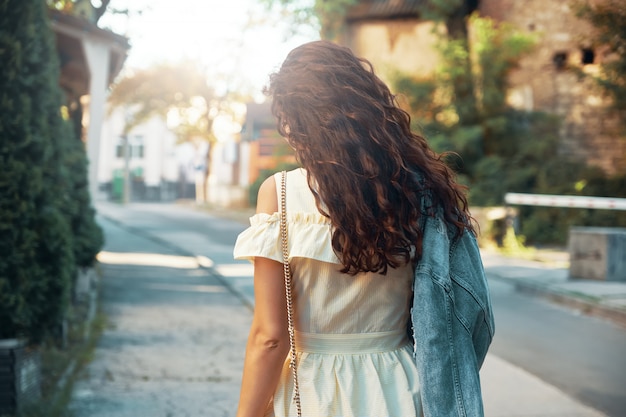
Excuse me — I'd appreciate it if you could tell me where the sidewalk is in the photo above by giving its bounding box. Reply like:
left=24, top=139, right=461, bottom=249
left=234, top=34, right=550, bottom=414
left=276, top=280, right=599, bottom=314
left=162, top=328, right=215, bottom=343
left=69, top=215, right=251, bottom=416
left=76, top=201, right=618, bottom=417
left=480, top=250, right=626, bottom=329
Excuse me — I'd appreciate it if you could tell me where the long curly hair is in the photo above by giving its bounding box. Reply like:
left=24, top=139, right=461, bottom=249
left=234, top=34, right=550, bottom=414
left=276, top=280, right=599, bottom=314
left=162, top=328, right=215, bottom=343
left=266, top=40, right=474, bottom=275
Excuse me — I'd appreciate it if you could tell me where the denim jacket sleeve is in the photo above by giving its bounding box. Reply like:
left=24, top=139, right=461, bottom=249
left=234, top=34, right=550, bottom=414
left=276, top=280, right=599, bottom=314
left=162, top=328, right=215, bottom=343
left=411, top=213, right=495, bottom=417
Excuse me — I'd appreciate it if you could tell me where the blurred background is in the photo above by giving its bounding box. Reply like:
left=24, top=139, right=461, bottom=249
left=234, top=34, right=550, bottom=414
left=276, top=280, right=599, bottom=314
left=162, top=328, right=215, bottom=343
left=1, top=1, right=625, bottom=416
left=62, top=0, right=626, bottom=247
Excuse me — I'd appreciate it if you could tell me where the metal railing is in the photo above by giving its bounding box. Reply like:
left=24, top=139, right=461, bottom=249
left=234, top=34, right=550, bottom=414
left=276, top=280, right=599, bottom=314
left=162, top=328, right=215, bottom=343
left=504, top=193, right=626, bottom=211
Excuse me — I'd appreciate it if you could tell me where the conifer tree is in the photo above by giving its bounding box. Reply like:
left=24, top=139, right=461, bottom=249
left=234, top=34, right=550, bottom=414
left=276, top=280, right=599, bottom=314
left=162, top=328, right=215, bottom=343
left=0, top=0, right=75, bottom=342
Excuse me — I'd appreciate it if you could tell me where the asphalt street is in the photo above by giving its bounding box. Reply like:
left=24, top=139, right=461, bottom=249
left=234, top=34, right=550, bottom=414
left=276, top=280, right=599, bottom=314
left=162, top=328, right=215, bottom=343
left=488, top=278, right=626, bottom=417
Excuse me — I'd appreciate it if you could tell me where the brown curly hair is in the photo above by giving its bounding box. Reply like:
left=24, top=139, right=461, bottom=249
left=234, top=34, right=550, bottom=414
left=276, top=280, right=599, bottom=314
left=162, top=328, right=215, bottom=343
left=266, top=40, right=474, bottom=275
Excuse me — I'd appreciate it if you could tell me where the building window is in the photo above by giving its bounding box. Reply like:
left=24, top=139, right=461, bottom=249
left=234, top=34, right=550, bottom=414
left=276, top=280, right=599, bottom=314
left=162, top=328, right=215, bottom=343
left=115, top=137, right=125, bottom=158
left=581, top=48, right=595, bottom=65
left=553, top=52, right=568, bottom=70
left=115, top=135, right=144, bottom=159
left=132, top=135, right=144, bottom=159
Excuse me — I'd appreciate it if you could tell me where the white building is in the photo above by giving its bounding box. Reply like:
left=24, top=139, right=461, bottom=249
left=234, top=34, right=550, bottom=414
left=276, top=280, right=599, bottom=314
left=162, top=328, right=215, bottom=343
left=98, top=108, right=196, bottom=201
left=98, top=102, right=289, bottom=207
left=50, top=8, right=129, bottom=200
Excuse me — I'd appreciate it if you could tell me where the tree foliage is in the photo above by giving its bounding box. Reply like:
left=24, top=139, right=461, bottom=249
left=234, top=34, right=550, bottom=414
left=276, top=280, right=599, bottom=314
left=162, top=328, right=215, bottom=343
left=413, top=17, right=554, bottom=207
left=575, top=0, right=626, bottom=112
left=261, top=0, right=356, bottom=40
left=393, top=13, right=626, bottom=244
left=108, top=62, right=221, bottom=139
left=262, top=0, right=479, bottom=41
left=0, top=0, right=102, bottom=343
left=415, top=0, right=478, bottom=39
left=46, top=0, right=130, bottom=24
left=471, top=16, right=536, bottom=117
left=108, top=61, right=239, bottom=201
left=0, top=0, right=70, bottom=342
left=47, top=0, right=108, bottom=22
left=435, top=37, right=478, bottom=125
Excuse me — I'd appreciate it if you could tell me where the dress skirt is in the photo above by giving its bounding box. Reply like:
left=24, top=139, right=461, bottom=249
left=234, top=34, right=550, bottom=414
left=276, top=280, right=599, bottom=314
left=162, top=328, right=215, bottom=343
left=265, top=330, right=423, bottom=417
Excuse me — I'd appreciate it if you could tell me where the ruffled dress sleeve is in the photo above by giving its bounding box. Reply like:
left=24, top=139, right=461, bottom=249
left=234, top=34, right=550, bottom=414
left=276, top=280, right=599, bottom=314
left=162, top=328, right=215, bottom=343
left=233, top=211, right=341, bottom=264
left=233, top=212, right=282, bottom=263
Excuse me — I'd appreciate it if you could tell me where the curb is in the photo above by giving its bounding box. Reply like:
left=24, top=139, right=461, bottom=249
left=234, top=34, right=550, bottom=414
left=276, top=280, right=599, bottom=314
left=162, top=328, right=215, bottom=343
left=487, top=272, right=626, bottom=329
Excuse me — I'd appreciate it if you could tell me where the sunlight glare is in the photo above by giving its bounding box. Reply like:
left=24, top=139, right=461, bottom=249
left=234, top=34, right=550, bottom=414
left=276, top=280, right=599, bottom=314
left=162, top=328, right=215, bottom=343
left=214, top=263, right=254, bottom=278
left=100, top=0, right=318, bottom=96
left=97, top=251, right=201, bottom=269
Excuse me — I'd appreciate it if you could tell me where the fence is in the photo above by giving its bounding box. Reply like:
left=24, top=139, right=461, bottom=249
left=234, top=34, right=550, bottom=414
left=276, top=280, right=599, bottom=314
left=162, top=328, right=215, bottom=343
left=504, top=193, right=626, bottom=211
left=504, top=193, right=626, bottom=281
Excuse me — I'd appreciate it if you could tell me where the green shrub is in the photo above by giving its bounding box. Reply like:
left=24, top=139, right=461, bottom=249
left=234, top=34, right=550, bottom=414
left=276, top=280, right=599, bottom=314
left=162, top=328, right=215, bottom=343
left=63, top=124, right=104, bottom=267
left=0, top=0, right=102, bottom=342
left=519, top=171, right=626, bottom=245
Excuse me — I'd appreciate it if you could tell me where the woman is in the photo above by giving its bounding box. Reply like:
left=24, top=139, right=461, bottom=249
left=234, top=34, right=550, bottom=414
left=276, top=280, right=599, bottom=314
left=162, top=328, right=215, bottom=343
left=233, top=40, right=477, bottom=417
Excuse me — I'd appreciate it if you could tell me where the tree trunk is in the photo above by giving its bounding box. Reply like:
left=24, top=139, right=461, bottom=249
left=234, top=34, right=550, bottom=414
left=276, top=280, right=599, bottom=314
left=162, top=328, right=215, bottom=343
left=445, top=5, right=479, bottom=126
left=201, top=143, right=214, bottom=204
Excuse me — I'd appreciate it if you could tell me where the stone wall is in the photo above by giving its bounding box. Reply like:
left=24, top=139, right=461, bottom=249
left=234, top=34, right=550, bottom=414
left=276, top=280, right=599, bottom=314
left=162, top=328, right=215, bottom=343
left=480, top=0, right=626, bottom=174
left=343, top=19, right=440, bottom=84
left=342, top=0, right=626, bottom=175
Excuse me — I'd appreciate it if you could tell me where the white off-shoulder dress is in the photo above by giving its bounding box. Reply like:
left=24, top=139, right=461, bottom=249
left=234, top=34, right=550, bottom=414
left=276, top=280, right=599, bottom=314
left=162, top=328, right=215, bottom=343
left=234, top=168, right=423, bottom=417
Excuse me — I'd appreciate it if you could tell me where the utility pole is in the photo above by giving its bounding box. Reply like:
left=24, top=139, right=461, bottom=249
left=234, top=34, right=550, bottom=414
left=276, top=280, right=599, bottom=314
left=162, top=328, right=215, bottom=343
left=122, top=107, right=132, bottom=205
left=122, top=133, right=131, bottom=205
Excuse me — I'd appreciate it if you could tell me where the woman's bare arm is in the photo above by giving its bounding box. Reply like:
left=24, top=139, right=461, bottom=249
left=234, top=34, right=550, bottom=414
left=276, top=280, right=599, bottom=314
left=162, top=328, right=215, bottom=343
left=236, top=176, right=290, bottom=417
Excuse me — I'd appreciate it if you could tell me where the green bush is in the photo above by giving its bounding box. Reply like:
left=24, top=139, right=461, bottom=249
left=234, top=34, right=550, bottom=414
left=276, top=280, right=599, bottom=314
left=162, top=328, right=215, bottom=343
left=0, top=0, right=102, bottom=342
left=519, top=171, right=626, bottom=245
left=63, top=124, right=104, bottom=268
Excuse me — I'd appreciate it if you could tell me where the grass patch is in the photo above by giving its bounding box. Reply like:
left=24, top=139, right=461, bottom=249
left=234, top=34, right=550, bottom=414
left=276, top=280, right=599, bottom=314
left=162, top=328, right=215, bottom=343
left=495, top=226, right=570, bottom=268
left=36, top=310, right=107, bottom=417
left=498, top=226, right=536, bottom=257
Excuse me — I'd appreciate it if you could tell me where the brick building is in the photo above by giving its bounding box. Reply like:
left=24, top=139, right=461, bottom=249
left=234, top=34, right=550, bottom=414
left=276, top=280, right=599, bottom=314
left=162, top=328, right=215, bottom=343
left=481, top=0, right=625, bottom=174
left=341, top=0, right=626, bottom=175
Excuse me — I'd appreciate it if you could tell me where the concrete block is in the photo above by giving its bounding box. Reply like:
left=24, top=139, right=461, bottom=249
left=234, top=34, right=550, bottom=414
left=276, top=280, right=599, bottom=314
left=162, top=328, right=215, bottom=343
left=0, top=339, right=41, bottom=415
left=568, top=227, right=626, bottom=281
left=74, top=267, right=96, bottom=302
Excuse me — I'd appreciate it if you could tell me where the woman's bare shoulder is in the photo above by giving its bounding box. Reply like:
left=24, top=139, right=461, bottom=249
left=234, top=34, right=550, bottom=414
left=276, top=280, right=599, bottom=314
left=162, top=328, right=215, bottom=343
left=256, top=175, right=279, bottom=215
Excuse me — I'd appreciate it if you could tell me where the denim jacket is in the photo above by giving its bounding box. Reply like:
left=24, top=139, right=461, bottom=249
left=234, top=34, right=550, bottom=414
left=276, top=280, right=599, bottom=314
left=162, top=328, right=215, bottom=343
left=411, top=209, right=495, bottom=417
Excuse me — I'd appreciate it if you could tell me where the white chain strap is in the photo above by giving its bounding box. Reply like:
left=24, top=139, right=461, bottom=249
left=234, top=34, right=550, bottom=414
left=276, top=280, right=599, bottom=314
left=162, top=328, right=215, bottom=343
left=280, top=170, right=302, bottom=417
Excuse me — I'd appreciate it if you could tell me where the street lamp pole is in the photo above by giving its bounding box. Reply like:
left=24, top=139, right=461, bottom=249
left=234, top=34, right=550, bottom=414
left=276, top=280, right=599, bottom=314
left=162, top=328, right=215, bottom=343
left=122, top=133, right=131, bottom=205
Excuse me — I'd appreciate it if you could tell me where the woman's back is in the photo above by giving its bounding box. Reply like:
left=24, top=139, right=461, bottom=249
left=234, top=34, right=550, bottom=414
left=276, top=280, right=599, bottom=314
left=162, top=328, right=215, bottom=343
left=282, top=168, right=414, bottom=335
left=234, top=168, right=422, bottom=416
left=235, top=40, right=480, bottom=417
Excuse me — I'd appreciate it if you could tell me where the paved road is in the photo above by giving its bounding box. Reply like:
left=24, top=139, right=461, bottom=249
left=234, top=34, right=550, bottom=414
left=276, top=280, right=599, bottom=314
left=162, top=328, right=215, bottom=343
left=488, top=278, right=626, bottom=417
left=90, top=202, right=624, bottom=416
